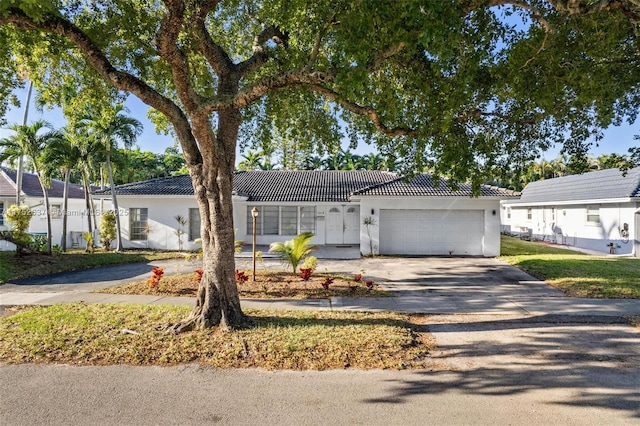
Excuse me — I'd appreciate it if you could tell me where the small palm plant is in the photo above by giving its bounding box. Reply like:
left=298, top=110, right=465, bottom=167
left=269, top=232, right=317, bottom=274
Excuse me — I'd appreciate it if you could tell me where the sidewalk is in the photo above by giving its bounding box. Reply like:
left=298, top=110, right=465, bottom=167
left=2, top=289, right=640, bottom=317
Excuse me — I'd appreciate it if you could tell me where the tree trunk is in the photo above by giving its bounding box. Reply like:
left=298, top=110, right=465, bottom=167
left=82, top=172, right=93, bottom=236
left=166, top=109, right=247, bottom=332
left=36, top=171, right=52, bottom=255
left=61, top=168, right=70, bottom=251
left=106, top=151, right=123, bottom=251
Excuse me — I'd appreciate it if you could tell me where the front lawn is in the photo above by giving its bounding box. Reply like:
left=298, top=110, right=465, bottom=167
left=0, top=250, right=185, bottom=284
left=499, top=235, right=640, bottom=298
left=0, top=304, right=434, bottom=370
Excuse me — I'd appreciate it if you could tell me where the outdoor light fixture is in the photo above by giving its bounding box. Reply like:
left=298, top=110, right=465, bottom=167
left=251, top=207, right=258, bottom=281
left=371, top=209, right=375, bottom=215
left=492, top=210, right=496, bottom=216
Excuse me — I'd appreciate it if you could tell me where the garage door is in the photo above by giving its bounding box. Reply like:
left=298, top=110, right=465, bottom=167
left=379, top=209, right=485, bottom=255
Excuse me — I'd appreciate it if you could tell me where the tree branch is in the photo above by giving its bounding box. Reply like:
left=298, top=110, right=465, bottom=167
left=305, top=84, right=419, bottom=138
left=457, top=108, right=539, bottom=126
left=0, top=7, right=202, bottom=166
left=157, top=0, right=201, bottom=113
left=200, top=69, right=336, bottom=112
left=367, top=42, right=407, bottom=70
left=192, top=0, right=235, bottom=76
left=237, top=25, right=288, bottom=78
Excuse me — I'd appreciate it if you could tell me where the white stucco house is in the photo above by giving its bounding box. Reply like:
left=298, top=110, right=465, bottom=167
left=0, top=167, right=96, bottom=251
left=93, top=170, right=517, bottom=256
left=501, top=167, right=640, bottom=256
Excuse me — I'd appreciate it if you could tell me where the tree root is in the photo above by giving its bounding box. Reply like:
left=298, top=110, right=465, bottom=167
left=159, top=313, right=255, bottom=334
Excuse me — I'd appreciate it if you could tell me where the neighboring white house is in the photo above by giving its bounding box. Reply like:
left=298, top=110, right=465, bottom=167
left=93, top=170, right=517, bottom=256
left=501, top=167, right=640, bottom=256
left=0, top=167, right=96, bottom=251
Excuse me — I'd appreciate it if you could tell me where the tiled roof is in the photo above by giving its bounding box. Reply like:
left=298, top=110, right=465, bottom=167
left=510, top=167, right=640, bottom=204
left=95, top=170, right=517, bottom=201
left=233, top=170, right=397, bottom=202
left=353, top=174, right=520, bottom=198
left=93, top=174, right=194, bottom=196
left=0, top=167, right=86, bottom=199
left=96, top=171, right=398, bottom=202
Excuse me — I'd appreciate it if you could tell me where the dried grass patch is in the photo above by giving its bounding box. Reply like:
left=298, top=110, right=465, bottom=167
left=0, top=304, right=434, bottom=370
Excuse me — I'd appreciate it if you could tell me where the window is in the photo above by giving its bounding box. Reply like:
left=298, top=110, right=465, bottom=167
left=526, top=208, right=532, bottom=220
left=506, top=208, right=511, bottom=220
left=247, top=205, right=316, bottom=236
left=0, top=202, right=4, bottom=226
left=129, top=208, right=148, bottom=240
left=551, top=207, right=556, bottom=222
left=50, top=204, right=62, bottom=219
left=280, top=206, right=298, bottom=235
left=300, top=207, right=316, bottom=233
left=586, top=206, right=600, bottom=224
left=189, top=208, right=201, bottom=241
left=263, top=206, right=279, bottom=235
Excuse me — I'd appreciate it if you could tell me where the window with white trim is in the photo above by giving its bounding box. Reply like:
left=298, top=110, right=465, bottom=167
left=129, top=208, right=148, bottom=240
left=506, top=207, right=511, bottom=220
left=280, top=206, right=298, bottom=235
left=50, top=204, right=62, bottom=219
left=247, top=206, right=316, bottom=236
left=526, top=208, right=532, bottom=220
left=0, top=202, right=4, bottom=226
left=300, top=206, right=316, bottom=233
left=188, top=208, right=201, bottom=241
left=551, top=207, right=556, bottom=222
left=586, top=206, right=600, bottom=224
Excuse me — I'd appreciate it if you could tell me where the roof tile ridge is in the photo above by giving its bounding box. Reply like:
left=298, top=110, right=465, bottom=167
left=350, top=172, right=401, bottom=196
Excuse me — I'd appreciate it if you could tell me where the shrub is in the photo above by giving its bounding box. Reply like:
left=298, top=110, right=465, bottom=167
left=82, top=232, right=94, bottom=253
left=99, top=210, right=117, bottom=251
left=28, top=234, right=47, bottom=253
left=148, top=267, right=164, bottom=289
left=235, top=270, right=249, bottom=285
left=268, top=232, right=317, bottom=273
left=365, top=279, right=374, bottom=290
left=194, top=269, right=204, bottom=282
left=5, top=205, right=33, bottom=252
left=353, top=273, right=362, bottom=282
left=299, top=267, right=313, bottom=281
left=322, top=276, right=334, bottom=289
left=301, top=255, right=318, bottom=271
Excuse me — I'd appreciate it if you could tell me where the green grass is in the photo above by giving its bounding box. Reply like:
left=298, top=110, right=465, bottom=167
left=0, top=304, right=434, bottom=370
left=499, top=235, right=640, bottom=298
left=0, top=250, right=185, bottom=284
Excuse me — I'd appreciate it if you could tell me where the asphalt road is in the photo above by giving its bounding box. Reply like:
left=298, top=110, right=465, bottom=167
left=1, top=363, right=639, bottom=426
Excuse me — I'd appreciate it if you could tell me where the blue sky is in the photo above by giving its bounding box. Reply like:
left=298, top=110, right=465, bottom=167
left=1, top=85, right=638, bottom=160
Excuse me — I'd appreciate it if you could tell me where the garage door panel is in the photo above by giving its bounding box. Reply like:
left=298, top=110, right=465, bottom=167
left=379, top=209, right=484, bottom=255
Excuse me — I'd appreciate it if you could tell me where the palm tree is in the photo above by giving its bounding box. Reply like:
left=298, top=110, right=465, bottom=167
left=361, top=153, right=385, bottom=170
left=268, top=232, right=317, bottom=273
left=237, top=150, right=263, bottom=171
left=0, top=120, right=62, bottom=254
left=42, top=131, right=81, bottom=251
left=82, top=106, right=142, bottom=251
left=303, top=155, right=324, bottom=170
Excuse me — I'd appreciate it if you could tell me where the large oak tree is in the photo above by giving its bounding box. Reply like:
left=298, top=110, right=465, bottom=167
left=1, top=1, right=639, bottom=331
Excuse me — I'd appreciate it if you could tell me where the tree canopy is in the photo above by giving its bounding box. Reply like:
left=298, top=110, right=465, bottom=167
left=0, top=1, right=638, bottom=185
left=1, top=1, right=639, bottom=330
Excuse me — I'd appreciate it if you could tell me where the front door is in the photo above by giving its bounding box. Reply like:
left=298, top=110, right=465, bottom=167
left=326, top=205, right=360, bottom=244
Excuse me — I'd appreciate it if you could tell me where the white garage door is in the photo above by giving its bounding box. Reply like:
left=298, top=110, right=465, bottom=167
left=379, top=209, right=485, bottom=255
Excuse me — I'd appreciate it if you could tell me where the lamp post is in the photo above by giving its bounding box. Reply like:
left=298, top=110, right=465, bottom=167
left=251, top=207, right=258, bottom=281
